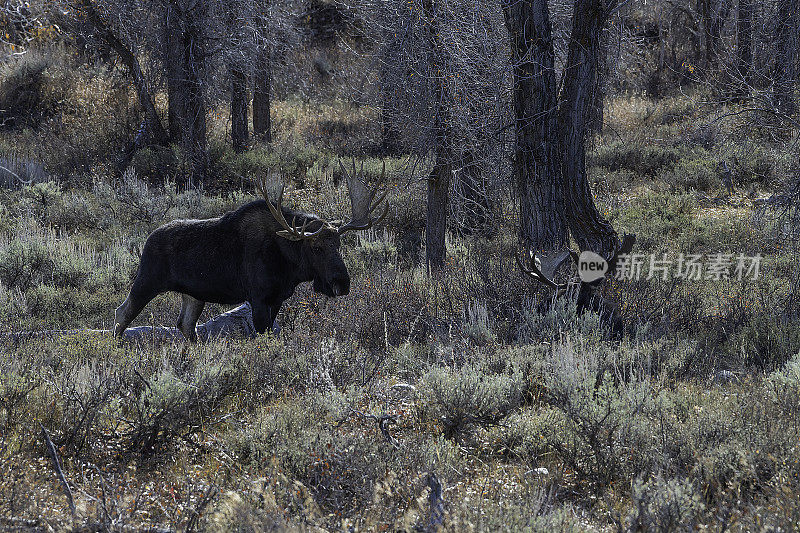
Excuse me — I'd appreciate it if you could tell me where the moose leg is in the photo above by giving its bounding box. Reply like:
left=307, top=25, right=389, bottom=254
left=251, top=300, right=280, bottom=335
left=113, top=280, right=159, bottom=338
left=177, top=294, right=205, bottom=342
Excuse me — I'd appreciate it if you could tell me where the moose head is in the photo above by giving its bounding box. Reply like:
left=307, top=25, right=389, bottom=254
left=517, top=234, right=636, bottom=338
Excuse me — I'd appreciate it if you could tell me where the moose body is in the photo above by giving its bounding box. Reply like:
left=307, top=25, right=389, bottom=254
left=114, top=162, right=388, bottom=341
left=113, top=201, right=350, bottom=340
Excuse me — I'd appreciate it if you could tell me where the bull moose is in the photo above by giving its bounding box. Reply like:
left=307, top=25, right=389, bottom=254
left=113, top=162, right=388, bottom=341
left=516, top=234, right=636, bottom=338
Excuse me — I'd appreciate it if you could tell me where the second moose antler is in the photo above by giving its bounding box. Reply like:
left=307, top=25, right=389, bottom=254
left=336, top=158, right=390, bottom=234
left=518, top=235, right=636, bottom=338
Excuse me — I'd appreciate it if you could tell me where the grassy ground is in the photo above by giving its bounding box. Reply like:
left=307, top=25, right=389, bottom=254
left=2, top=45, right=800, bottom=531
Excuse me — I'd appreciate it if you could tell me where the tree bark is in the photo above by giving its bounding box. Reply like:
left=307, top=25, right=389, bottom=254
left=588, top=25, right=609, bottom=134
left=699, top=0, right=732, bottom=68
left=181, top=0, right=208, bottom=186
left=423, top=0, right=451, bottom=271
left=735, top=0, right=752, bottom=98
left=164, top=3, right=184, bottom=143
left=558, top=0, right=619, bottom=257
left=253, top=47, right=272, bottom=143
left=231, top=67, right=249, bottom=153
left=503, top=0, right=568, bottom=252
left=774, top=0, right=798, bottom=114
left=453, top=150, right=491, bottom=236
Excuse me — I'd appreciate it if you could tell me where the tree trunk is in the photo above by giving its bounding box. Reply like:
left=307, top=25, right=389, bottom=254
left=164, top=3, right=184, bottom=143
left=559, top=0, right=619, bottom=257
left=426, top=148, right=451, bottom=271
left=735, top=0, right=752, bottom=98
left=588, top=26, right=609, bottom=134
left=699, top=0, right=732, bottom=68
left=453, top=150, right=491, bottom=236
left=181, top=0, right=208, bottom=186
left=423, top=0, right=451, bottom=271
left=231, top=67, right=249, bottom=153
left=774, top=0, right=798, bottom=114
left=253, top=47, right=272, bottom=143
left=503, top=0, right=568, bottom=251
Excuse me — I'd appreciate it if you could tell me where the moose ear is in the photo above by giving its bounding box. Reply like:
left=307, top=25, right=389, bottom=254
left=606, top=233, right=637, bottom=276
left=618, top=234, right=636, bottom=255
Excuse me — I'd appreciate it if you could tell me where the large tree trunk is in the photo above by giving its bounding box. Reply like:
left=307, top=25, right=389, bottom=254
left=182, top=0, right=208, bottom=186
left=426, top=148, right=451, bottom=271
left=588, top=26, right=609, bottom=134
left=163, top=0, right=208, bottom=186
left=231, top=67, right=249, bottom=153
left=423, top=0, right=451, bottom=271
left=253, top=47, right=272, bottom=143
left=735, top=0, right=752, bottom=98
left=164, top=3, right=184, bottom=143
left=503, top=0, right=568, bottom=252
left=699, top=0, right=732, bottom=69
left=558, top=0, right=619, bottom=256
left=774, top=0, right=798, bottom=114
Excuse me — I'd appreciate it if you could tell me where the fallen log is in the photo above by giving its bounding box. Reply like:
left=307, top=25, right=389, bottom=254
left=2, top=303, right=280, bottom=345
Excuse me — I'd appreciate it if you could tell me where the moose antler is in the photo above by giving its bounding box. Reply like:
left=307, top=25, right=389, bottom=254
left=518, top=234, right=636, bottom=288
left=336, top=158, right=389, bottom=235
left=257, top=159, right=389, bottom=240
left=257, top=180, right=332, bottom=241
left=516, top=250, right=570, bottom=291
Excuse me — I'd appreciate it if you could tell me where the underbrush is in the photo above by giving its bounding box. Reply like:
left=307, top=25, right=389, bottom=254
left=3, top=311, right=800, bottom=529
left=0, top=81, right=798, bottom=528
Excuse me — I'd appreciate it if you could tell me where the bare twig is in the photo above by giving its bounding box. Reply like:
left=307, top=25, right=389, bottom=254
left=185, top=485, right=218, bottom=532
left=40, top=423, right=76, bottom=517
left=0, top=163, right=32, bottom=186
left=350, top=408, right=399, bottom=447
left=427, top=472, right=445, bottom=530
left=91, top=464, right=113, bottom=527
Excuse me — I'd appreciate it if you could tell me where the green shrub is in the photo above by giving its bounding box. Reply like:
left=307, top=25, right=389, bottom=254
left=732, top=144, right=777, bottom=186
left=0, top=153, right=49, bottom=188
left=131, top=145, right=181, bottom=184
left=616, top=191, right=696, bottom=251
left=663, top=157, right=719, bottom=191
left=418, top=364, right=524, bottom=440
left=0, top=48, right=67, bottom=128
left=727, top=314, right=800, bottom=370
left=227, top=392, right=385, bottom=516
left=0, top=237, right=53, bottom=291
left=767, top=351, right=800, bottom=417
left=541, top=341, right=666, bottom=486
left=461, top=299, right=496, bottom=346
left=346, top=228, right=398, bottom=276
left=593, top=142, right=682, bottom=177
left=122, top=348, right=245, bottom=453
left=515, top=296, right=603, bottom=344
left=626, top=476, right=705, bottom=532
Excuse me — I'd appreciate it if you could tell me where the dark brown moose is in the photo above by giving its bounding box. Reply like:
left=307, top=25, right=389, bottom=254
left=114, top=162, right=388, bottom=341
left=517, top=235, right=636, bottom=338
